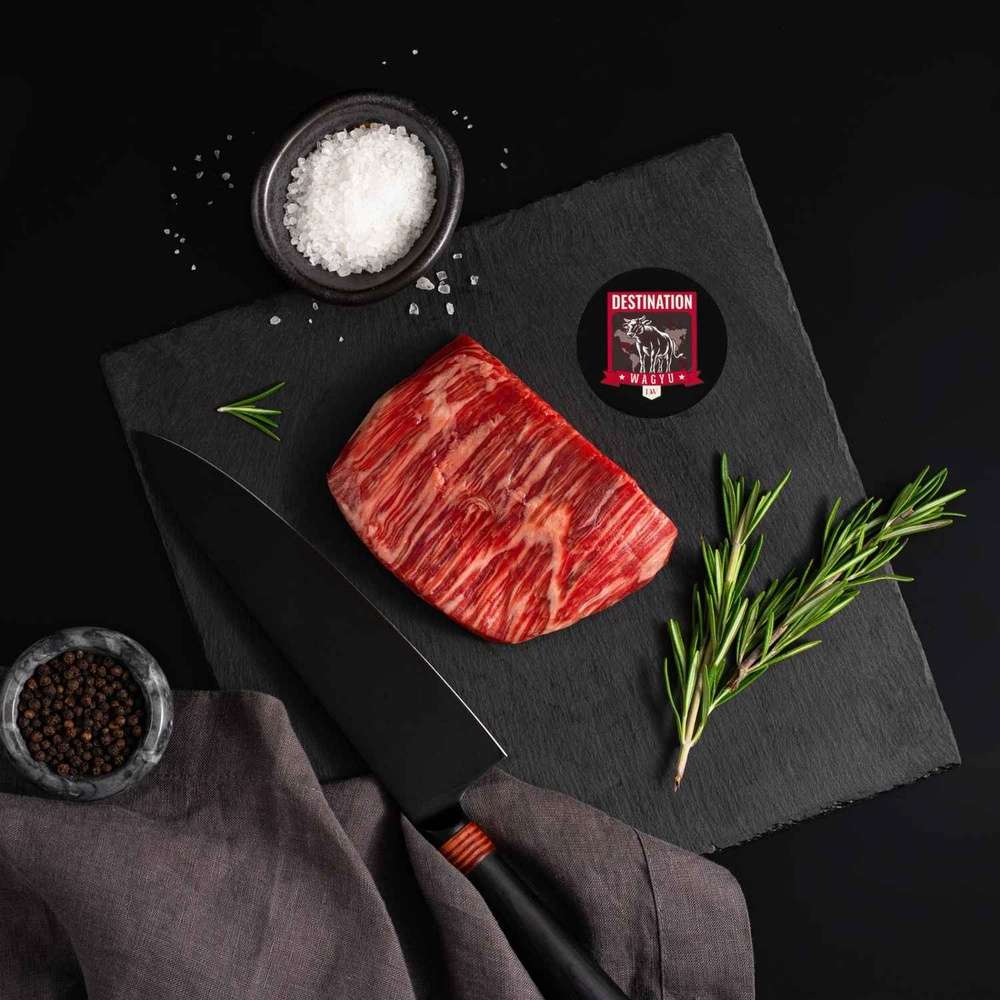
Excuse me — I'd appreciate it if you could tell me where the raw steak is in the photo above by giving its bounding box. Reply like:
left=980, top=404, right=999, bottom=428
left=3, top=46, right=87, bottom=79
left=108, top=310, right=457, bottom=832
left=328, top=335, right=678, bottom=643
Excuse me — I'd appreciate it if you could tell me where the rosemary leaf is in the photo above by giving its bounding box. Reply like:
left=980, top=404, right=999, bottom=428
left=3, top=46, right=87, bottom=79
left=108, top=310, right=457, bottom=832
left=229, top=411, right=281, bottom=442
left=217, top=382, right=287, bottom=442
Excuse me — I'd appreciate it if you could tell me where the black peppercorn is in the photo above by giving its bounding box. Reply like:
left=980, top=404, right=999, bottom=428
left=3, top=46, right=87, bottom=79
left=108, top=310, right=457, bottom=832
left=16, top=649, right=146, bottom=780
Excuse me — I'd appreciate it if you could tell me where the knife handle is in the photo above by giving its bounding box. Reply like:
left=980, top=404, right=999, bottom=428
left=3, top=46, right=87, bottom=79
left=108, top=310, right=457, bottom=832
left=435, top=821, right=631, bottom=1000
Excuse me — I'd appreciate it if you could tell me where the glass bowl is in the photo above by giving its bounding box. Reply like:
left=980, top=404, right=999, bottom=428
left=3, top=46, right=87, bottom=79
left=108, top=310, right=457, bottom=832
left=0, top=627, right=173, bottom=801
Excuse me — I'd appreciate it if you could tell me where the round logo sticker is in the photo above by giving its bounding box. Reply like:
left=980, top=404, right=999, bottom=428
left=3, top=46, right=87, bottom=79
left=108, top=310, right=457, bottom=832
left=576, top=268, right=727, bottom=417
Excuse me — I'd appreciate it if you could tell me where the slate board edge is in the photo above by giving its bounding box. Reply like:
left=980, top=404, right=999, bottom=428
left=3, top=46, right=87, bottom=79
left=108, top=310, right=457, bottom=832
left=707, top=760, right=959, bottom=857
left=723, top=136, right=960, bottom=770
left=96, top=378, right=226, bottom=716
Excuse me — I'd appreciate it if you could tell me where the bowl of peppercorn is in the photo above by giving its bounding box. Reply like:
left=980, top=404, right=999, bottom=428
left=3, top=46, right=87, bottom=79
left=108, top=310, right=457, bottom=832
left=0, top=627, right=173, bottom=800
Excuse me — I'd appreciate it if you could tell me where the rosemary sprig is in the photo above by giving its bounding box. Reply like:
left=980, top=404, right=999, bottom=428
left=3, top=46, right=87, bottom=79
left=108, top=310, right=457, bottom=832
left=216, top=381, right=286, bottom=442
left=665, top=456, right=965, bottom=790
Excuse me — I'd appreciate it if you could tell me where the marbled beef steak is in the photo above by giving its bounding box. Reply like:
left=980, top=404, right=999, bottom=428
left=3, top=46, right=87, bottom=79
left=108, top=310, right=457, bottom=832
left=328, top=335, right=677, bottom=642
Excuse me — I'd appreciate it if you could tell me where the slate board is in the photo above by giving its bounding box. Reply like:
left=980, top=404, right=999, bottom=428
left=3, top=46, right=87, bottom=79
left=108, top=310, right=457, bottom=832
left=102, top=134, right=958, bottom=853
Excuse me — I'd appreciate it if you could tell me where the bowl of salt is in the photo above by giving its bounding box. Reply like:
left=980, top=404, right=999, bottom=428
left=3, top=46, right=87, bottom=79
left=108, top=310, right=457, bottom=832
left=252, top=92, right=464, bottom=306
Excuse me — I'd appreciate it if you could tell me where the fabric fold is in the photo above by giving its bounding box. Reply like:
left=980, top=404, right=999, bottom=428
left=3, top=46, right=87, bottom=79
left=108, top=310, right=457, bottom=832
left=0, top=691, right=752, bottom=1000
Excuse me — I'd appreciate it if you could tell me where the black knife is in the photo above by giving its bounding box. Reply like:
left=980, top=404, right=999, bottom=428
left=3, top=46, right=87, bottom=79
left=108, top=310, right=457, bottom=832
left=136, top=433, right=631, bottom=1000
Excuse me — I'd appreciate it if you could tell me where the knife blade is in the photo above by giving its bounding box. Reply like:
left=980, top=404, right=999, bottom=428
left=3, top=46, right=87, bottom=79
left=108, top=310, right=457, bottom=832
left=135, top=431, right=504, bottom=826
left=136, top=432, right=630, bottom=1000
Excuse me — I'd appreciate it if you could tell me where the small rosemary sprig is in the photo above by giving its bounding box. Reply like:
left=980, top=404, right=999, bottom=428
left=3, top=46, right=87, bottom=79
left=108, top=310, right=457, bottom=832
left=665, top=456, right=965, bottom=790
left=216, top=381, right=286, bottom=442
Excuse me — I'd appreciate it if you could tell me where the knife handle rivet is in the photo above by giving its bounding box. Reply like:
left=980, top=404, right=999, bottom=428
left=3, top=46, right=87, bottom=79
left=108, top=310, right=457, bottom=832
left=439, top=822, right=496, bottom=875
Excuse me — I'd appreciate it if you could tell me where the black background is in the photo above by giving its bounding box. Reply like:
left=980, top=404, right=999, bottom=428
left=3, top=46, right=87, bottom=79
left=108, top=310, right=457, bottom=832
left=3, top=8, right=997, bottom=999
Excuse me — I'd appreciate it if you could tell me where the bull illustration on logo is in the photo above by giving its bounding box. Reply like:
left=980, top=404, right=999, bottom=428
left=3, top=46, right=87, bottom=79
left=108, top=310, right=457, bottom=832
left=616, top=315, right=688, bottom=373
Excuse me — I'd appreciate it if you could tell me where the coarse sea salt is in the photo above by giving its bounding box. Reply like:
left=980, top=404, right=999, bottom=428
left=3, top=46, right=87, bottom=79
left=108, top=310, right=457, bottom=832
left=284, top=125, right=436, bottom=277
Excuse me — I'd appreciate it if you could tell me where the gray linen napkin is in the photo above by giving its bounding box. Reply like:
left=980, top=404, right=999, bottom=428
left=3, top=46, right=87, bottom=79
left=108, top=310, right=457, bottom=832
left=0, top=692, right=752, bottom=999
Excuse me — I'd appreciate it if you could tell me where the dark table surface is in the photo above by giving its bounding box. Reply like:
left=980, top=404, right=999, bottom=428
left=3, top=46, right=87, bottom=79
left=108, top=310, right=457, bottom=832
left=3, top=9, right=997, bottom=999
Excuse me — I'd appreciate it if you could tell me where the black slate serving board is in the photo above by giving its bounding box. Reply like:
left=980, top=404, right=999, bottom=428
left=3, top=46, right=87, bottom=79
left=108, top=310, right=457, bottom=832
left=103, top=135, right=958, bottom=853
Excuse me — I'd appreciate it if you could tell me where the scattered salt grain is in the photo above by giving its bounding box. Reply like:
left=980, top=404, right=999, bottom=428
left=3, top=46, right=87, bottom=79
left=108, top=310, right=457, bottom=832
left=171, top=165, right=177, bottom=172
left=381, top=60, right=387, bottom=66
left=416, top=276, right=435, bottom=290
left=436, top=270, right=447, bottom=280
left=170, top=193, right=177, bottom=200
left=195, top=154, right=202, bottom=162
left=451, top=110, right=458, bottom=116
left=213, top=149, right=221, bottom=159
left=438, top=283, right=451, bottom=294
left=196, top=171, right=204, bottom=179
left=412, top=49, right=418, bottom=55
left=179, top=237, right=186, bottom=244
left=462, top=115, right=468, bottom=121
left=174, top=249, right=180, bottom=255
left=409, top=303, right=419, bottom=315
left=191, top=264, right=197, bottom=271
left=312, top=301, right=319, bottom=310
left=503, top=147, right=509, bottom=154
left=207, top=200, right=214, bottom=206
left=269, top=315, right=281, bottom=326
left=452, top=252, right=463, bottom=259
left=163, top=228, right=171, bottom=235
left=446, top=302, right=455, bottom=315
left=228, top=183, right=234, bottom=189
left=284, top=125, right=436, bottom=276
left=339, top=336, right=344, bottom=342
left=470, top=275, right=479, bottom=286
left=221, top=171, right=231, bottom=181
left=500, top=162, right=508, bottom=170
left=467, top=124, right=473, bottom=130
left=226, top=134, right=233, bottom=141
left=308, top=318, right=313, bottom=324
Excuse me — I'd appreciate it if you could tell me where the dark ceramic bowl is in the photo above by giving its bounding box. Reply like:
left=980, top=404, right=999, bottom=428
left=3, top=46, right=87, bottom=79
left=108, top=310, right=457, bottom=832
left=252, top=92, right=464, bottom=306
left=0, top=627, right=173, bottom=801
